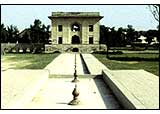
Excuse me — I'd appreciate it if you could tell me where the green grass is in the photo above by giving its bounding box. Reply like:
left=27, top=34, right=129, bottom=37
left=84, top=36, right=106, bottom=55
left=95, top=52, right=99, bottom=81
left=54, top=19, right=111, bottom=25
left=108, top=53, right=159, bottom=61
left=1, top=53, right=59, bottom=69
left=93, top=54, right=159, bottom=76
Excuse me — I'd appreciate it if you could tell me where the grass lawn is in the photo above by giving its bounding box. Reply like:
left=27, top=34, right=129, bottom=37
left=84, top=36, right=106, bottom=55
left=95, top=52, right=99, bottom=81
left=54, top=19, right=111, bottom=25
left=93, top=53, right=159, bottom=76
left=1, top=53, right=59, bottom=69
left=108, top=53, right=159, bottom=61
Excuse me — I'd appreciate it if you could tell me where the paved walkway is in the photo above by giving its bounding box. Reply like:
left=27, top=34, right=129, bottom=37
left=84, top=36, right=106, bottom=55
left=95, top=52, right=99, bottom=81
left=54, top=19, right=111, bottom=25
left=44, top=53, right=86, bottom=75
left=82, top=54, right=109, bottom=75
left=1, top=69, right=48, bottom=109
left=24, top=78, right=121, bottom=109
left=2, top=53, right=158, bottom=109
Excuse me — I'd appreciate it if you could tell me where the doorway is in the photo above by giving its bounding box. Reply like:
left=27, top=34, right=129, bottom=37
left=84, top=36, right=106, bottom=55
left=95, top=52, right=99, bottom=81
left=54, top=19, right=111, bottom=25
left=72, top=48, right=79, bottom=52
left=72, top=35, right=80, bottom=44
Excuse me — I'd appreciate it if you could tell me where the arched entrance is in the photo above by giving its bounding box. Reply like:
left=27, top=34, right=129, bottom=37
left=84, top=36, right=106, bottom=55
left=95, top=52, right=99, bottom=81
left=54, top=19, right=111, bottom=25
left=72, top=48, right=79, bottom=52
left=72, top=35, right=80, bottom=44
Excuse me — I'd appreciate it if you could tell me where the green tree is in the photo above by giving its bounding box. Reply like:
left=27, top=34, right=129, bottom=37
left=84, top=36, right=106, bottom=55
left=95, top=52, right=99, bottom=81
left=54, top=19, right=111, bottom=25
left=30, top=19, right=50, bottom=44
left=7, top=25, right=19, bottom=43
left=100, top=25, right=109, bottom=44
left=30, top=19, right=42, bottom=43
left=145, top=30, right=158, bottom=44
left=1, top=23, right=9, bottom=43
left=116, top=27, right=126, bottom=47
left=126, top=25, right=136, bottom=45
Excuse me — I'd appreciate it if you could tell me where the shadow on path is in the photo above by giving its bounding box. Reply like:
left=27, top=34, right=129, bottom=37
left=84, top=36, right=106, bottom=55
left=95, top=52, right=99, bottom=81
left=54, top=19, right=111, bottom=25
left=80, top=53, right=90, bottom=74
left=93, top=75, right=123, bottom=109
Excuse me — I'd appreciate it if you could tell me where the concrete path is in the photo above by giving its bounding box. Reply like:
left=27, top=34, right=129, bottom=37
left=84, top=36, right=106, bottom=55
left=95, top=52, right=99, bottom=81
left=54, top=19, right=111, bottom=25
left=82, top=54, right=109, bottom=75
left=3, top=53, right=158, bottom=109
left=24, top=78, right=121, bottom=109
left=44, top=53, right=88, bottom=75
left=1, top=69, right=49, bottom=109
left=102, top=69, right=159, bottom=109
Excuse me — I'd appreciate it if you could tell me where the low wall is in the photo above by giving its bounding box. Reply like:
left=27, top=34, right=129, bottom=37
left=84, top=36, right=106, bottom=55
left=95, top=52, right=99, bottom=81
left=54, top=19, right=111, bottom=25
left=45, top=44, right=107, bottom=53
left=102, top=69, right=136, bottom=109
left=1, top=43, right=44, bottom=54
left=102, top=69, right=159, bottom=109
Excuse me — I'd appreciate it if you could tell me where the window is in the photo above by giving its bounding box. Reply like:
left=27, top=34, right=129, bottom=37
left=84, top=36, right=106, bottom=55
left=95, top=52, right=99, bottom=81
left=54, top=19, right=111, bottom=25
left=89, top=37, right=93, bottom=44
left=71, top=23, right=80, bottom=32
left=58, top=37, right=62, bottom=44
left=58, top=25, right=62, bottom=32
left=89, top=25, right=93, bottom=32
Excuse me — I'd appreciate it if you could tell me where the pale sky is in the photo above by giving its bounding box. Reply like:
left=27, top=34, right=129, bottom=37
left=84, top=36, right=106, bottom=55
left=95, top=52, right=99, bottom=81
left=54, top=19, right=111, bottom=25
left=1, top=5, right=159, bottom=31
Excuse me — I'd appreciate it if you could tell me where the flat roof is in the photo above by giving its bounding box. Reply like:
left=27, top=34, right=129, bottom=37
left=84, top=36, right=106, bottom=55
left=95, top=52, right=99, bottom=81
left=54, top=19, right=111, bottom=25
left=48, top=12, right=103, bottom=19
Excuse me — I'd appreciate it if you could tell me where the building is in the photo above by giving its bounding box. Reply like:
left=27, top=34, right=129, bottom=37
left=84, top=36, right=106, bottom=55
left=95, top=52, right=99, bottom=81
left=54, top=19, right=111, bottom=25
left=45, top=12, right=107, bottom=53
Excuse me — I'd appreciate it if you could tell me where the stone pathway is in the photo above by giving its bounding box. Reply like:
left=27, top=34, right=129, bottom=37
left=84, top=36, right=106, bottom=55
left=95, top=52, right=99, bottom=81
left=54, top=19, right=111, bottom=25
left=82, top=54, right=109, bottom=75
left=3, top=53, right=158, bottom=109
left=24, top=78, right=121, bottom=109
left=102, top=69, right=159, bottom=109
left=44, top=53, right=86, bottom=75
left=1, top=69, right=48, bottom=109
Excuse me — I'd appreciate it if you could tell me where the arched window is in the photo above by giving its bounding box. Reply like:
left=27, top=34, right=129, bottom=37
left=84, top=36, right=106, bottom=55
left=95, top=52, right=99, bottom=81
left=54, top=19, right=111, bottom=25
left=71, top=23, right=80, bottom=32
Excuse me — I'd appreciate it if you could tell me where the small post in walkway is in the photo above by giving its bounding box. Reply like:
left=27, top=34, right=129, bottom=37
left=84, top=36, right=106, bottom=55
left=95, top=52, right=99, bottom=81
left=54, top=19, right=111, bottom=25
left=68, top=84, right=80, bottom=105
left=72, top=54, right=79, bottom=83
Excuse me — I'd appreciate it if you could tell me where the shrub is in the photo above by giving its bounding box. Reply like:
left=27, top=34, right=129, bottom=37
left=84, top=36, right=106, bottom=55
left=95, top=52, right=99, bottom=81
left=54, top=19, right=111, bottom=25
left=92, top=51, right=107, bottom=54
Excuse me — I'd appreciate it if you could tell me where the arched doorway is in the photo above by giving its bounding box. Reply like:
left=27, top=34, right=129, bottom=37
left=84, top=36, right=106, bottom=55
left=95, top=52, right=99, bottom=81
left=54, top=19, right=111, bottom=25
left=72, top=35, right=80, bottom=44
left=72, top=48, right=79, bottom=52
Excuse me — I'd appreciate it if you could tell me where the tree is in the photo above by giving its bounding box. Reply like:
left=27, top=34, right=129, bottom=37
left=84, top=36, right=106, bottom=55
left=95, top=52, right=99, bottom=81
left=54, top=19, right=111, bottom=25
left=100, top=25, right=109, bottom=44
left=148, top=5, right=159, bottom=43
left=145, top=30, right=158, bottom=45
left=1, top=23, right=9, bottom=43
left=105, top=27, right=116, bottom=58
left=30, top=19, right=42, bottom=43
left=7, top=25, right=19, bottom=43
left=30, top=19, right=50, bottom=44
left=115, top=27, right=126, bottom=47
left=148, top=5, right=159, bottom=22
left=29, top=19, right=50, bottom=53
left=126, top=25, right=136, bottom=46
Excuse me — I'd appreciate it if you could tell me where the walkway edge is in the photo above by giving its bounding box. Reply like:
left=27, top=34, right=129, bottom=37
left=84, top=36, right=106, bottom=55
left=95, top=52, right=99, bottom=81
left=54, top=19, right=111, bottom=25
left=102, top=69, right=159, bottom=109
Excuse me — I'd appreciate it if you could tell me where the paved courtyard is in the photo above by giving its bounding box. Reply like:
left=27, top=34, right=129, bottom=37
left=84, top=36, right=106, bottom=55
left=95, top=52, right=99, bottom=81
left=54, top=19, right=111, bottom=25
left=24, top=78, right=121, bottom=109
left=1, top=53, right=159, bottom=109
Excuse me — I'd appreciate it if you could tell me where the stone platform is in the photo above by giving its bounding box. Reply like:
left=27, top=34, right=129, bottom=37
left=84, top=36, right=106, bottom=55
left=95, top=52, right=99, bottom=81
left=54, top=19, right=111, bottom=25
left=1, top=53, right=159, bottom=109
left=44, top=53, right=89, bottom=75
left=102, top=69, right=159, bottom=109
left=24, top=78, right=121, bottom=109
left=82, top=54, right=109, bottom=75
left=1, top=69, right=49, bottom=109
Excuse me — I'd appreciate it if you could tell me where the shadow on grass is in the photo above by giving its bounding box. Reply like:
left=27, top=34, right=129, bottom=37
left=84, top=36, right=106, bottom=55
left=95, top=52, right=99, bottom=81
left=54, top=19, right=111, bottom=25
left=108, top=57, right=159, bottom=61
left=3, top=53, right=59, bottom=69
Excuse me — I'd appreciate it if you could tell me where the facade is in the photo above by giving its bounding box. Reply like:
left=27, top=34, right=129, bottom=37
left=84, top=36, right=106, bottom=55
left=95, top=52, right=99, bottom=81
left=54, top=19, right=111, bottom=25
left=45, top=12, right=107, bottom=53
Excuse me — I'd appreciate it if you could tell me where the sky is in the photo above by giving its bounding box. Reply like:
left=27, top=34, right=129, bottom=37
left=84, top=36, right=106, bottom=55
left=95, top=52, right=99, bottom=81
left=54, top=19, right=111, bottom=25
left=1, top=5, right=159, bottom=31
